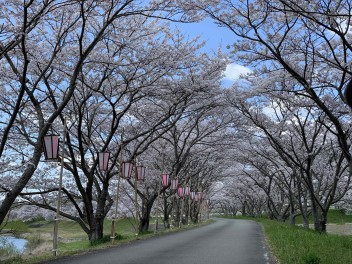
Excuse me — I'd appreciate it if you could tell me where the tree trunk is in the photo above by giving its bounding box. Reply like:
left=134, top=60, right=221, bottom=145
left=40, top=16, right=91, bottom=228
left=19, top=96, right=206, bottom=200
left=241, top=201, right=247, bottom=216
left=87, top=187, right=111, bottom=243
left=88, top=217, right=104, bottom=243
left=297, top=179, right=310, bottom=228
left=138, top=197, right=156, bottom=233
left=320, top=210, right=328, bottom=233
left=0, top=148, right=40, bottom=225
left=139, top=215, right=150, bottom=232
left=301, top=196, right=310, bottom=229
left=311, top=197, right=324, bottom=232
left=289, top=206, right=296, bottom=225
left=163, top=194, right=170, bottom=229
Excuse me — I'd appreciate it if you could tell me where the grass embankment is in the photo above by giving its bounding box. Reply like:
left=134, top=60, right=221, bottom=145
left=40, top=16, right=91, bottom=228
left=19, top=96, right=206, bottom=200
left=1, top=217, right=207, bottom=264
left=260, top=218, right=352, bottom=264
left=222, top=210, right=352, bottom=264
left=294, top=209, right=352, bottom=225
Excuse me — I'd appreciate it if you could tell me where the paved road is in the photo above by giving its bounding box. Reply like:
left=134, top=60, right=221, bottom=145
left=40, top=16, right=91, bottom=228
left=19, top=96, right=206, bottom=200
left=44, top=218, right=273, bottom=264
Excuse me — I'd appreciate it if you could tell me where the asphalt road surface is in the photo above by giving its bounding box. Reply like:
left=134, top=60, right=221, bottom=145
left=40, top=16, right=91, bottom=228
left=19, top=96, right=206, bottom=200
left=44, top=218, right=274, bottom=264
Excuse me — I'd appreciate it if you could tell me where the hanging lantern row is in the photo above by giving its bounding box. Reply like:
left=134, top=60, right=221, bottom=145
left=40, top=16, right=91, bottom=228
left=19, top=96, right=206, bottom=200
left=42, top=137, right=146, bottom=180
left=174, top=186, right=205, bottom=202
left=196, top=192, right=206, bottom=201
left=43, top=134, right=208, bottom=202
left=120, top=162, right=146, bottom=181
left=190, top=191, right=206, bottom=202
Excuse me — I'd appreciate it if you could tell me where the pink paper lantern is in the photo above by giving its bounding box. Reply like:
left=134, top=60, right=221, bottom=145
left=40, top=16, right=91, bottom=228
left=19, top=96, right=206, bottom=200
left=136, top=165, right=146, bottom=181
left=42, top=135, right=59, bottom=160
left=177, top=186, right=184, bottom=198
left=161, top=173, right=169, bottom=187
left=121, top=162, right=133, bottom=179
left=184, top=186, right=190, bottom=196
left=171, top=179, right=178, bottom=190
left=98, top=152, right=110, bottom=171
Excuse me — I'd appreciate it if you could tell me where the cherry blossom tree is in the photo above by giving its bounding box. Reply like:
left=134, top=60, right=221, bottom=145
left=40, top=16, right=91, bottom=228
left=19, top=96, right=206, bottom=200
left=123, top=56, right=232, bottom=231
left=224, top=83, right=352, bottom=231
left=171, top=0, right=352, bottom=232
left=0, top=0, right=213, bottom=229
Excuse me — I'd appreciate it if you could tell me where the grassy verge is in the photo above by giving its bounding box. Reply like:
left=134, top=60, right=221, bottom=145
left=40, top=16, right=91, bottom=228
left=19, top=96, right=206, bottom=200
left=1, top=220, right=29, bottom=233
left=219, top=214, right=352, bottom=264
left=1, top=218, right=211, bottom=264
left=294, top=209, right=352, bottom=225
left=261, top=219, right=352, bottom=264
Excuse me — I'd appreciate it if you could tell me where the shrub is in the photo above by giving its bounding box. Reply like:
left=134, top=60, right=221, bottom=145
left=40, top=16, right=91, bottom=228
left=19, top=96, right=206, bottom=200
left=26, top=233, right=42, bottom=252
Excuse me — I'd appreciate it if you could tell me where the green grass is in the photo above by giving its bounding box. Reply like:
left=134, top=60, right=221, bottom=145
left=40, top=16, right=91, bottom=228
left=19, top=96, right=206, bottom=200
left=219, top=209, right=352, bottom=225
left=260, top=219, right=352, bottom=264
left=295, top=209, right=352, bottom=225
left=0, top=221, right=29, bottom=233
left=219, top=213, right=352, bottom=264
left=0, top=218, right=138, bottom=264
left=1, top=217, right=211, bottom=264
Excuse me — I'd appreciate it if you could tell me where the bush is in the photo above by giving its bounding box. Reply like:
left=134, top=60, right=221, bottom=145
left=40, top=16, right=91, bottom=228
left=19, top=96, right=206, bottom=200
left=26, top=233, right=42, bottom=252
left=1, top=255, right=22, bottom=264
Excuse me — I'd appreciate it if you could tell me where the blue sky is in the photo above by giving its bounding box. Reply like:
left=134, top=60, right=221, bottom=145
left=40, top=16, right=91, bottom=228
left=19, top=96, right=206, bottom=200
left=174, top=18, right=234, bottom=52
left=173, top=18, right=251, bottom=84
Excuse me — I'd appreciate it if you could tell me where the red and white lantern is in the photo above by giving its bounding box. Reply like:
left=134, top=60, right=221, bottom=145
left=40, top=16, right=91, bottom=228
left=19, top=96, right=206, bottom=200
left=161, top=173, right=169, bottom=187
left=190, top=191, right=196, bottom=200
left=171, top=179, right=178, bottom=190
left=98, top=152, right=110, bottom=171
left=121, top=162, right=133, bottom=179
left=42, top=135, right=59, bottom=160
left=177, top=186, right=184, bottom=198
left=184, top=186, right=190, bottom=196
left=136, top=165, right=146, bottom=181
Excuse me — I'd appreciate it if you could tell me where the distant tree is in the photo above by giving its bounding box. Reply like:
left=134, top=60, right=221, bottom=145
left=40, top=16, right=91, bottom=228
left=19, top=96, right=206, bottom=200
left=225, top=83, right=352, bottom=231
left=125, top=56, right=231, bottom=231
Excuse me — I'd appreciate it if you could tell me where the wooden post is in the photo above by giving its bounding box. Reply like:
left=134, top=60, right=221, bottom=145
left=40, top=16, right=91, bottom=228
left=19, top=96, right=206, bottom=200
left=111, top=135, right=123, bottom=243
left=53, top=118, right=67, bottom=256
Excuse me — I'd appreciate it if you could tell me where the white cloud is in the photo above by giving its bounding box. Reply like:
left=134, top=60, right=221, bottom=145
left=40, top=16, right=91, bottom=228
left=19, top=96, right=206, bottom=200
left=223, top=63, right=251, bottom=81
